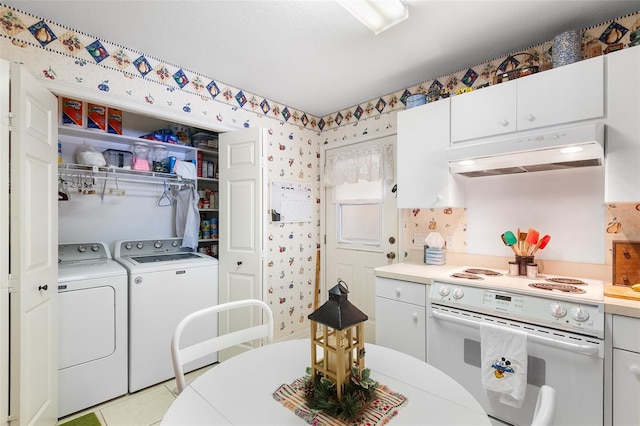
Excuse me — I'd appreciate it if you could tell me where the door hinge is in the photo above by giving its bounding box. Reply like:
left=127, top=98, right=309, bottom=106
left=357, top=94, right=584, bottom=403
left=7, top=414, right=18, bottom=422
left=8, top=112, right=17, bottom=132
left=323, top=234, right=326, bottom=245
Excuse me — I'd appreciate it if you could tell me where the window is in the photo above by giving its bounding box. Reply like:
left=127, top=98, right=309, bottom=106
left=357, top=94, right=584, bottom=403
left=337, top=202, right=381, bottom=248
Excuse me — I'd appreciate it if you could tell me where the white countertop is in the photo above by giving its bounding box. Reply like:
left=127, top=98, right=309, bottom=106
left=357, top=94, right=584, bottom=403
left=375, top=262, right=640, bottom=319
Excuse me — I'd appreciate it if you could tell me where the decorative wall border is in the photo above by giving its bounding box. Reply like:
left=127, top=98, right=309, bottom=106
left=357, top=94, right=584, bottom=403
left=318, top=11, right=640, bottom=132
left=0, top=4, right=321, bottom=129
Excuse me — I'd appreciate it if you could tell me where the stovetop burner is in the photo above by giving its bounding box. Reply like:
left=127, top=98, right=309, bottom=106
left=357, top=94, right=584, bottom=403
left=464, top=268, right=503, bottom=276
left=528, top=283, right=586, bottom=293
left=451, top=272, right=484, bottom=280
left=546, top=277, right=587, bottom=286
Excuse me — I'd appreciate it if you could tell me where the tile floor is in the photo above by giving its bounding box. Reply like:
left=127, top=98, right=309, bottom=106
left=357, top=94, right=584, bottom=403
left=56, top=366, right=213, bottom=426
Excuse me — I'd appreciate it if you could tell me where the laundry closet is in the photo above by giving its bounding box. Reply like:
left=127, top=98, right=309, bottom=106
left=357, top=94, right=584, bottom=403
left=55, top=96, right=223, bottom=415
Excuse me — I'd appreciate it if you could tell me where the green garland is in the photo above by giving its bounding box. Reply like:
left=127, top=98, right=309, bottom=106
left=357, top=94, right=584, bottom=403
left=303, top=366, right=378, bottom=422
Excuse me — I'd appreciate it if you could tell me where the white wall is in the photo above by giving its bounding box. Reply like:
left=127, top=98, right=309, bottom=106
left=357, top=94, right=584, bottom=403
left=58, top=180, right=175, bottom=252
left=466, top=166, right=605, bottom=264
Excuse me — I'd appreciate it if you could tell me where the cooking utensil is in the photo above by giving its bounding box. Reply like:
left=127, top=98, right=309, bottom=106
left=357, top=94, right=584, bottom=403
left=501, top=231, right=519, bottom=254
left=531, top=234, right=550, bottom=255
left=526, top=230, right=539, bottom=255
left=519, top=231, right=527, bottom=255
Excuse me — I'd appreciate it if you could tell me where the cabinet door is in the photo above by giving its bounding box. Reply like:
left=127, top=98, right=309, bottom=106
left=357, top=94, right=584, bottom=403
left=605, top=47, right=640, bottom=202
left=450, top=80, right=517, bottom=143
left=397, top=99, right=464, bottom=207
left=375, top=296, right=425, bottom=361
left=612, top=349, right=640, bottom=426
left=517, top=56, right=604, bottom=130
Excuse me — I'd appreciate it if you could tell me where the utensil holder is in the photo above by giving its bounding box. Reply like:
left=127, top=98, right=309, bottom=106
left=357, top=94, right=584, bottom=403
left=515, top=255, right=534, bottom=276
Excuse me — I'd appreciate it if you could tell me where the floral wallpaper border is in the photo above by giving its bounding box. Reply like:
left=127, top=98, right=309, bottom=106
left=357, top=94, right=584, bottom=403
left=318, top=11, right=640, bottom=133
left=0, top=4, right=321, bottom=129
left=2, top=4, right=638, bottom=134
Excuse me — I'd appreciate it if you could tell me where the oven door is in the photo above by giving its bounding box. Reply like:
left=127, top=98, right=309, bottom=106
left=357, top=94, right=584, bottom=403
left=427, top=304, right=603, bottom=425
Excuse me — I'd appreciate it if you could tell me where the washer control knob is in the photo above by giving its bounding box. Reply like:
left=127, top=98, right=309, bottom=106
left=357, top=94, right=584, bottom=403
left=439, top=285, right=450, bottom=297
left=453, top=288, right=464, bottom=300
left=136, top=242, right=144, bottom=249
left=570, top=306, right=590, bottom=322
left=549, top=302, right=567, bottom=318
left=91, top=244, right=100, bottom=252
left=77, top=245, right=86, bottom=252
left=172, top=240, right=179, bottom=247
left=154, top=241, right=163, bottom=249
left=125, top=243, right=133, bottom=250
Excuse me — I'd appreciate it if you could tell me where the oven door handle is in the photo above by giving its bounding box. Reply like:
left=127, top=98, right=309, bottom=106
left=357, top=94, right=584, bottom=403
left=430, top=309, right=600, bottom=356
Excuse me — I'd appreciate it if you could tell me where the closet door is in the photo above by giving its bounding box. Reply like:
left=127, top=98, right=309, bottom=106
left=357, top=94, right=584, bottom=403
left=218, top=127, right=267, bottom=361
left=6, top=61, right=59, bottom=425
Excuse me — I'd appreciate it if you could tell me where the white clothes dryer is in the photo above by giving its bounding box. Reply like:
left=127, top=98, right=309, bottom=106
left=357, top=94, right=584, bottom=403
left=114, top=238, right=218, bottom=392
left=57, top=242, right=128, bottom=418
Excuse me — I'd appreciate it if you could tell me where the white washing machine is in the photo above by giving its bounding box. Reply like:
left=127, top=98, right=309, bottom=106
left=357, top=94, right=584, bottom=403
left=57, top=242, right=128, bottom=418
left=114, top=238, right=219, bottom=392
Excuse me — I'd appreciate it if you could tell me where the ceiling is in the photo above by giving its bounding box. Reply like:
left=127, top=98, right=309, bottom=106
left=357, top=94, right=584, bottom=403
left=3, top=0, right=640, bottom=117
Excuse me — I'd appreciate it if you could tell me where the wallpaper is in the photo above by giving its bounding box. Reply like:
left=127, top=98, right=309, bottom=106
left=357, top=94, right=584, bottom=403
left=1, top=4, right=639, bottom=339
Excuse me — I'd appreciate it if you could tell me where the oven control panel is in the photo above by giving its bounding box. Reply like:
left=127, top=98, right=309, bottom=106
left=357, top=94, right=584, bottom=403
left=430, top=281, right=604, bottom=338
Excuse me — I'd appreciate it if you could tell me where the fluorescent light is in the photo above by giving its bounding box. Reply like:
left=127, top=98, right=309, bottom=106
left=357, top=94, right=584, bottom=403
left=560, top=146, right=583, bottom=154
left=337, top=0, right=409, bottom=35
left=459, top=160, right=475, bottom=166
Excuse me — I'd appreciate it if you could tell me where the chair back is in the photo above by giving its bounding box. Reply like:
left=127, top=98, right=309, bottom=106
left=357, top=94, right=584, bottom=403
left=531, top=385, right=556, bottom=426
left=171, top=299, right=274, bottom=394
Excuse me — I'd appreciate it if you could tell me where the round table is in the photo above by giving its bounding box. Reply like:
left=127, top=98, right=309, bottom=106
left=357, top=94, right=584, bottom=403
left=161, top=339, right=490, bottom=425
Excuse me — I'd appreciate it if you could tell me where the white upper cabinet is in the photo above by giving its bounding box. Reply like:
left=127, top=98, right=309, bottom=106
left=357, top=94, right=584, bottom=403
left=397, top=98, right=465, bottom=208
left=517, top=55, right=603, bottom=130
left=450, top=56, right=604, bottom=144
left=451, top=80, right=517, bottom=143
left=605, top=46, right=640, bottom=202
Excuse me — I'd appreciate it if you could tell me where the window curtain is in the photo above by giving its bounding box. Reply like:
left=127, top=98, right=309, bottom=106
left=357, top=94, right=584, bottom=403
left=324, top=144, right=393, bottom=186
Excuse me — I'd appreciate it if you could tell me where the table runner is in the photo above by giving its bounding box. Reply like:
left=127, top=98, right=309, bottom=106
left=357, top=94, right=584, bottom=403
left=273, top=377, right=407, bottom=426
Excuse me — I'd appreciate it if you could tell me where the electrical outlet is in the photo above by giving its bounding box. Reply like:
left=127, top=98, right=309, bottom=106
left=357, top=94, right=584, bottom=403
left=446, top=235, right=454, bottom=249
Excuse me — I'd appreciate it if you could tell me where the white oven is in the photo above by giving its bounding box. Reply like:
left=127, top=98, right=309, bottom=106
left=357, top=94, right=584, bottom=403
left=427, top=268, right=605, bottom=425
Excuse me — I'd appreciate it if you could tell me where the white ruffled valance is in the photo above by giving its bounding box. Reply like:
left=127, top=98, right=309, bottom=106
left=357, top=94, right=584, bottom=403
left=324, top=144, right=394, bottom=186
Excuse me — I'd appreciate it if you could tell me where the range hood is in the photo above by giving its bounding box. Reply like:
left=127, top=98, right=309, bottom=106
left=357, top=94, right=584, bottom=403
left=447, top=122, right=604, bottom=177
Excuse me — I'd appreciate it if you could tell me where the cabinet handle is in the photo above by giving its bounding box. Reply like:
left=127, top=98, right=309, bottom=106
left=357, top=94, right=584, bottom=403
left=524, top=114, right=536, bottom=122
left=411, top=312, right=418, bottom=321
left=395, top=288, right=401, bottom=297
left=38, top=284, right=48, bottom=291
left=630, top=365, right=640, bottom=377
left=499, top=119, right=509, bottom=127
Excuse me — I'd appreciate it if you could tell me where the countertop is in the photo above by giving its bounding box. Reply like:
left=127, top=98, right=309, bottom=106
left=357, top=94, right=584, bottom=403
left=374, top=262, right=640, bottom=319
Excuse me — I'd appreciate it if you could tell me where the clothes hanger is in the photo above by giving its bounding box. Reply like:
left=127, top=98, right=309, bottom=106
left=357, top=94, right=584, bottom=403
left=157, top=181, right=173, bottom=207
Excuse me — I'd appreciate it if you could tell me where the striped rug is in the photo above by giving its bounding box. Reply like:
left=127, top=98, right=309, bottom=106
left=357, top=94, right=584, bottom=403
left=273, top=377, right=407, bottom=425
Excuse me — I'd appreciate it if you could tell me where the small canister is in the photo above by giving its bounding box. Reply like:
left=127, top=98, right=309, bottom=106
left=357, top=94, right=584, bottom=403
left=527, top=263, right=538, bottom=278
left=508, top=261, right=519, bottom=276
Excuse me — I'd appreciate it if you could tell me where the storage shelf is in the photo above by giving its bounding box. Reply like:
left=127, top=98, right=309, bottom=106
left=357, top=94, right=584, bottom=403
left=58, top=163, right=195, bottom=186
left=198, top=208, right=219, bottom=212
left=197, top=177, right=219, bottom=183
left=198, top=238, right=219, bottom=243
left=58, top=125, right=197, bottom=156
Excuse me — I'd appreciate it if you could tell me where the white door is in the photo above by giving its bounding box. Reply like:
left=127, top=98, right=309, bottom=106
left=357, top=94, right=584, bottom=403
left=5, top=61, right=59, bottom=425
left=218, top=127, right=266, bottom=360
left=323, top=135, right=398, bottom=342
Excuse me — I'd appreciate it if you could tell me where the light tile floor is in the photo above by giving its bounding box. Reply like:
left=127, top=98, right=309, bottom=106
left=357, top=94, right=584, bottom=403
left=57, top=366, right=213, bottom=426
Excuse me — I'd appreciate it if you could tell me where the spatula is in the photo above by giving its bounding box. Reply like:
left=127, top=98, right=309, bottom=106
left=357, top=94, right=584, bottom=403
left=531, top=235, right=550, bottom=255
left=501, top=231, right=519, bottom=255
left=525, top=230, right=539, bottom=256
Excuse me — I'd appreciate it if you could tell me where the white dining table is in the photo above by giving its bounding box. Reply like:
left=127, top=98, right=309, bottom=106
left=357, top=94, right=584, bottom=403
left=161, top=339, right=490, bottom=426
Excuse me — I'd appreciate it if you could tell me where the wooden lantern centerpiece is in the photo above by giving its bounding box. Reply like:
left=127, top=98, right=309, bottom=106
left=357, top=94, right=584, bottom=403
left=308, top=279, right=368, bottom=400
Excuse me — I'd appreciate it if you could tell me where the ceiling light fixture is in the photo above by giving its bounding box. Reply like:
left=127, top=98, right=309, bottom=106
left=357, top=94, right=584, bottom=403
left=337, top=0, right=409, bottom=35
left=560, top=146, right=584, bottom=154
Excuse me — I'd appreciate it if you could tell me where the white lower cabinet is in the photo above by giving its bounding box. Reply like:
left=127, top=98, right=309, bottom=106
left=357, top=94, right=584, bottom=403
left=375, top=277, right=427, bottom=361
left=611, top=315, right=640, bottom=426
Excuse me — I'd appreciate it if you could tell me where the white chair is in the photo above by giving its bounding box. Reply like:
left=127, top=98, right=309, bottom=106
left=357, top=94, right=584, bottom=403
left=531, top=385, right=556, bottom=426
left=170, top=299, right=274, bottom=394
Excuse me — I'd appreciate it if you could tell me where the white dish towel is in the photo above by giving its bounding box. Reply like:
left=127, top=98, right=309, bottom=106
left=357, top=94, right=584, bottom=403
left=480, top=322, right=528, bottom=408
